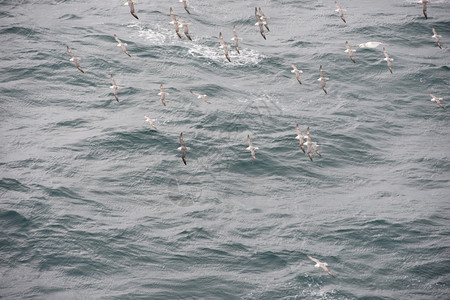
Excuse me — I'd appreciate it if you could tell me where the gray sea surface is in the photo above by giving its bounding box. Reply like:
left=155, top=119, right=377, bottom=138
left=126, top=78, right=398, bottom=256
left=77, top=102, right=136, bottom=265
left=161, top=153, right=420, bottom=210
left=1, top=0, right=449, bottom=299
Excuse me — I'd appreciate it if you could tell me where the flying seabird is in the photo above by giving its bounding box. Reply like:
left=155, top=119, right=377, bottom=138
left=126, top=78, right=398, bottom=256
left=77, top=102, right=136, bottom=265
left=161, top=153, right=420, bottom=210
left=258, top=8, right=270, bottom=31
left=158, top=84, right=169, bottom=106
left=114, top=34, right=131, bottom=57
left=307, top=255, right=335, bottom=278
left=190, top=90, right=211, bottom=104
left=334, top=1, right=346, bottom=23
left=432, top=27, right=442, bottom=49
left=382, top=47, right=393, bottom=74
left=180, top=0, right=190, bottom=14
left=169, top=8, right=182, bottom=39
left=219, top=32, right=231, bottom=62
left=178, top=17, right=192, bottom=41
left=124, top=0, right=139, bottom=20
left=144, top=115, right=157, bottom=130
left=304, top=127, right=321, bottom=161
left=66, top=45, right=84, bottom=73
left=295, top=124, right=306, bottom=153
left=231, top=25, right=242, bottom=54
left=110, top=74, right=119, bottom=102
left=255, top=8, right=266, bottom=40
left=418, top=0, right=430, bottom=19
left=344, top=41, right=356, bottom=63
left=358, top=42, right=390, bottom=49
left=291, top=64, right=303, bottom=85
left=246, top=135, right=259, bottom=161
left=178, top=132, right=190, bottom=165
left=317, top=65, right=329, bottom=94
left=430, top=94, right=445, bottom=109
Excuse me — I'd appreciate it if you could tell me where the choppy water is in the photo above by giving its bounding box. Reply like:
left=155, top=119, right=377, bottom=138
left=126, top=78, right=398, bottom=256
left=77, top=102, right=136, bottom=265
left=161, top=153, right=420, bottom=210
left=1, top=0, right=449, bottom=299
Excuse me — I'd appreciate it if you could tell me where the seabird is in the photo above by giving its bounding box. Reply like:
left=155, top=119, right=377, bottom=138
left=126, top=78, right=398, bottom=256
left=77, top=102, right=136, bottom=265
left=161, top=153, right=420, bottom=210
left=180, top=0, right=190, bottom=14
left=178, top=132, right=190, bottom=165
left=291, top=64, right=303, bottom=85
left=295, top=124, right=306, bottom=153
left=231, top=25, right=242, bottom=54
left=258, top=7, right=270, bottom=31
left=144, top=115, right=157, bottom=130
left=110, top=74, right=119, bottom=102
left=114, top=34, right=131, bottom=57
left=66, top=45, right=84, bottom=73
left=178, top=17, right=192, bottom=41
left=430, top=94, right=445, bottom=109
left=190, top=90, right=211, bottom=104
left=317, top=65, right=329, bottom=94
left=334, top=1, right=346, bottom=23
left=432, top=27, right=442, bottom=49
left=158, top=84, right=168, bottom=106
left=255, top=7, right=266, bottom=40
left=304, top=127, right=321, bottom=161
left=246, top=135, right=259, bottom=162
left=382, top=47, right=393, bottom=74
left=344, top=41, right=356, bottom=63
left=358, top=42, right=390, bottom=49
left=169, top=8, right=182, bottom=39
left=307, top=255, right=335, bottom=278
left=124, top=0, right=139, bottom=20
left=219, top=32, right=231, bottom=62
left=418, top=0, right=430, bottom=19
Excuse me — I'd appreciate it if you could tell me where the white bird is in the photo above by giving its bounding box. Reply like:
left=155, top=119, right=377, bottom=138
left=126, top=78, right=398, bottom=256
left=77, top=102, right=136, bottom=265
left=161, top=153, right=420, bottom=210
left=114, top=34, right=131, bottom=57
left=334, top=1, right=346, bottom=23
left=430, top=94, right=445, bottom=109
left=258, top=7, right=270, bottom=31
left=295, top=124, right=306, bottom=153
left=246, top=135, right=259, bottom=162
left=307, top=255, right=335, bottom=278
left=169, top=7, right=182, bottom=39
left=144, top=115, right=157, bottom=130
left=231, top=25, right=242, bottom=54
left=432, top=27, right=442, bottom=49
left=317, top=65, right=329, bottom=94
left=382, top=47, right=393, bottom=74
left=124, top=0, right=139, bottom=20
left=344, top=41, right=356, bottom=63
left=358, top=42, right=390, bottom=49
left=180, top=0, right=190, bottom=14
left=219, top=32, right=231, bottom=62
left=190, top=90, right=211, bottom=104
left=158, top=84, right=169, bottom=106
left=110, top=74, right=119, bottom=102
left=304, top=127, right=321, bottom=161
left=66, top=45, right=84, bottom=73
left=255, top=7, right=266, bottom=40
left=291, top=64, right=303, bottom=85
left=178, top=133, right=190, bottom=165
left=178, top=17, right=192, bottom=41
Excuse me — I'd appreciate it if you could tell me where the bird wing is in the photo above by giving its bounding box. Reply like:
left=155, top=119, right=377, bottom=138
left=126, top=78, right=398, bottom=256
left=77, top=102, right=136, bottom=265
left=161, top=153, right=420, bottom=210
left=129, top=1, right=139, bottom=19
left=322, top=265, right=335, bottom=277
left=247, top=135, right=253, bottom=147
left=190, top=90, right=200, bottom=97
left=75, top=60, right=84, bottom=73
left=307, top=255, right=320, bottom=264
left=110, top=74, right=117, bottom=86
left=183, top=0, right=190, bottom=14
left=66, top=45, right=75, bottom=58
left=179, top=133, right=185, bottom=147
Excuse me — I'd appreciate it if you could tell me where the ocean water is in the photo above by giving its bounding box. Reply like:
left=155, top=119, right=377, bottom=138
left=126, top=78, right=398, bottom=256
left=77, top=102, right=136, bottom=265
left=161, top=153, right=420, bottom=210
left=1, top=0, right=449, bottom=298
